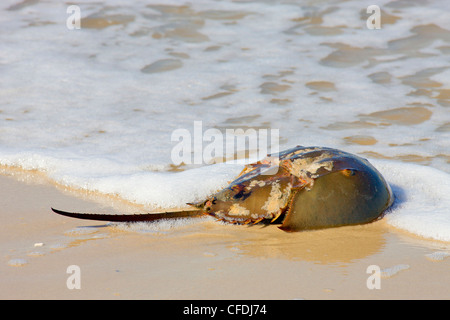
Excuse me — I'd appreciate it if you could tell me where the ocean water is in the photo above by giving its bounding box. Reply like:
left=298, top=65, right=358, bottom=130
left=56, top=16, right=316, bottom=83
left=1, top=0, right=449, bottom=241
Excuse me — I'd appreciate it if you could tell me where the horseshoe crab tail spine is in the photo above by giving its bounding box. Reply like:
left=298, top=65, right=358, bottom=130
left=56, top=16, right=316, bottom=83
left=51, top=207, right=204, bottom=222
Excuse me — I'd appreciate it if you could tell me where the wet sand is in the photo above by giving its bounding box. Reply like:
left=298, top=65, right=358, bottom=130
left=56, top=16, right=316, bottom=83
left=1, top=171, right=449, bottom=300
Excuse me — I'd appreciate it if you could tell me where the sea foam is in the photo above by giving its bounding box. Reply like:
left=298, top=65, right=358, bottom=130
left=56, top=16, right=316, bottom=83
left=374, top=160, right=450, bottom=242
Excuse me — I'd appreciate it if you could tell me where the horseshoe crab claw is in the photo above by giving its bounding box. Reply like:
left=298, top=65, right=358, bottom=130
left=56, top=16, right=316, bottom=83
left=52, top=146, right=393, bottom=232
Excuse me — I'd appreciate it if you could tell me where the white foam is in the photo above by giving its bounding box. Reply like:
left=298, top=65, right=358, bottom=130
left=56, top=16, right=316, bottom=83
left=425, top=251, right=450, bottom=262
left=8, top=258, right=27, bottom=267
left=380, top=264, right=410, bottom=278
left=111, top=216, right=212, bottom=234
left=373, top=160, right=450, bottom=242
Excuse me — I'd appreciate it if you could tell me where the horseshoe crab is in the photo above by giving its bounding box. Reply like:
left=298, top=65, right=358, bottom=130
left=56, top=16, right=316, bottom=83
left=52, top=146, right=394, bottom=231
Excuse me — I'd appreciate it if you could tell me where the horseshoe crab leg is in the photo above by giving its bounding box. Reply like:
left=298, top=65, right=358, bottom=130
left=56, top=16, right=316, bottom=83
left=51, top=207, right=204, bottom=222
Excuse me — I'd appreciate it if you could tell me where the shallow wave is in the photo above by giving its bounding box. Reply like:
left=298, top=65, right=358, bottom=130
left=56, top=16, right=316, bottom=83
left=374, top=160, right=450, bottom=242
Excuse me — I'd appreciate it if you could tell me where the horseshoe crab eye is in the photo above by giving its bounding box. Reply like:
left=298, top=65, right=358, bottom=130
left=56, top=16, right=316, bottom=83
left=203, top=199, right=215, bottom=211
left=342, top=169, right=356, bottom=177
left=212, top=198, right=217, bottom=205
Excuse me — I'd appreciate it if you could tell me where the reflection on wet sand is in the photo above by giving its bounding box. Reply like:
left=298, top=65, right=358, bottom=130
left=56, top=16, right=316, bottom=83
left=233, top=222, right=386, bottom=265
left=105, top=213, right=387, bottom=265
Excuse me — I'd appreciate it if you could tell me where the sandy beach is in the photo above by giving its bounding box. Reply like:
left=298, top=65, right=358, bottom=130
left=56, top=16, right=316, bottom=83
left=1, top=169, right=448, bottom=300
left=1, top=0, right=450, bottom=303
